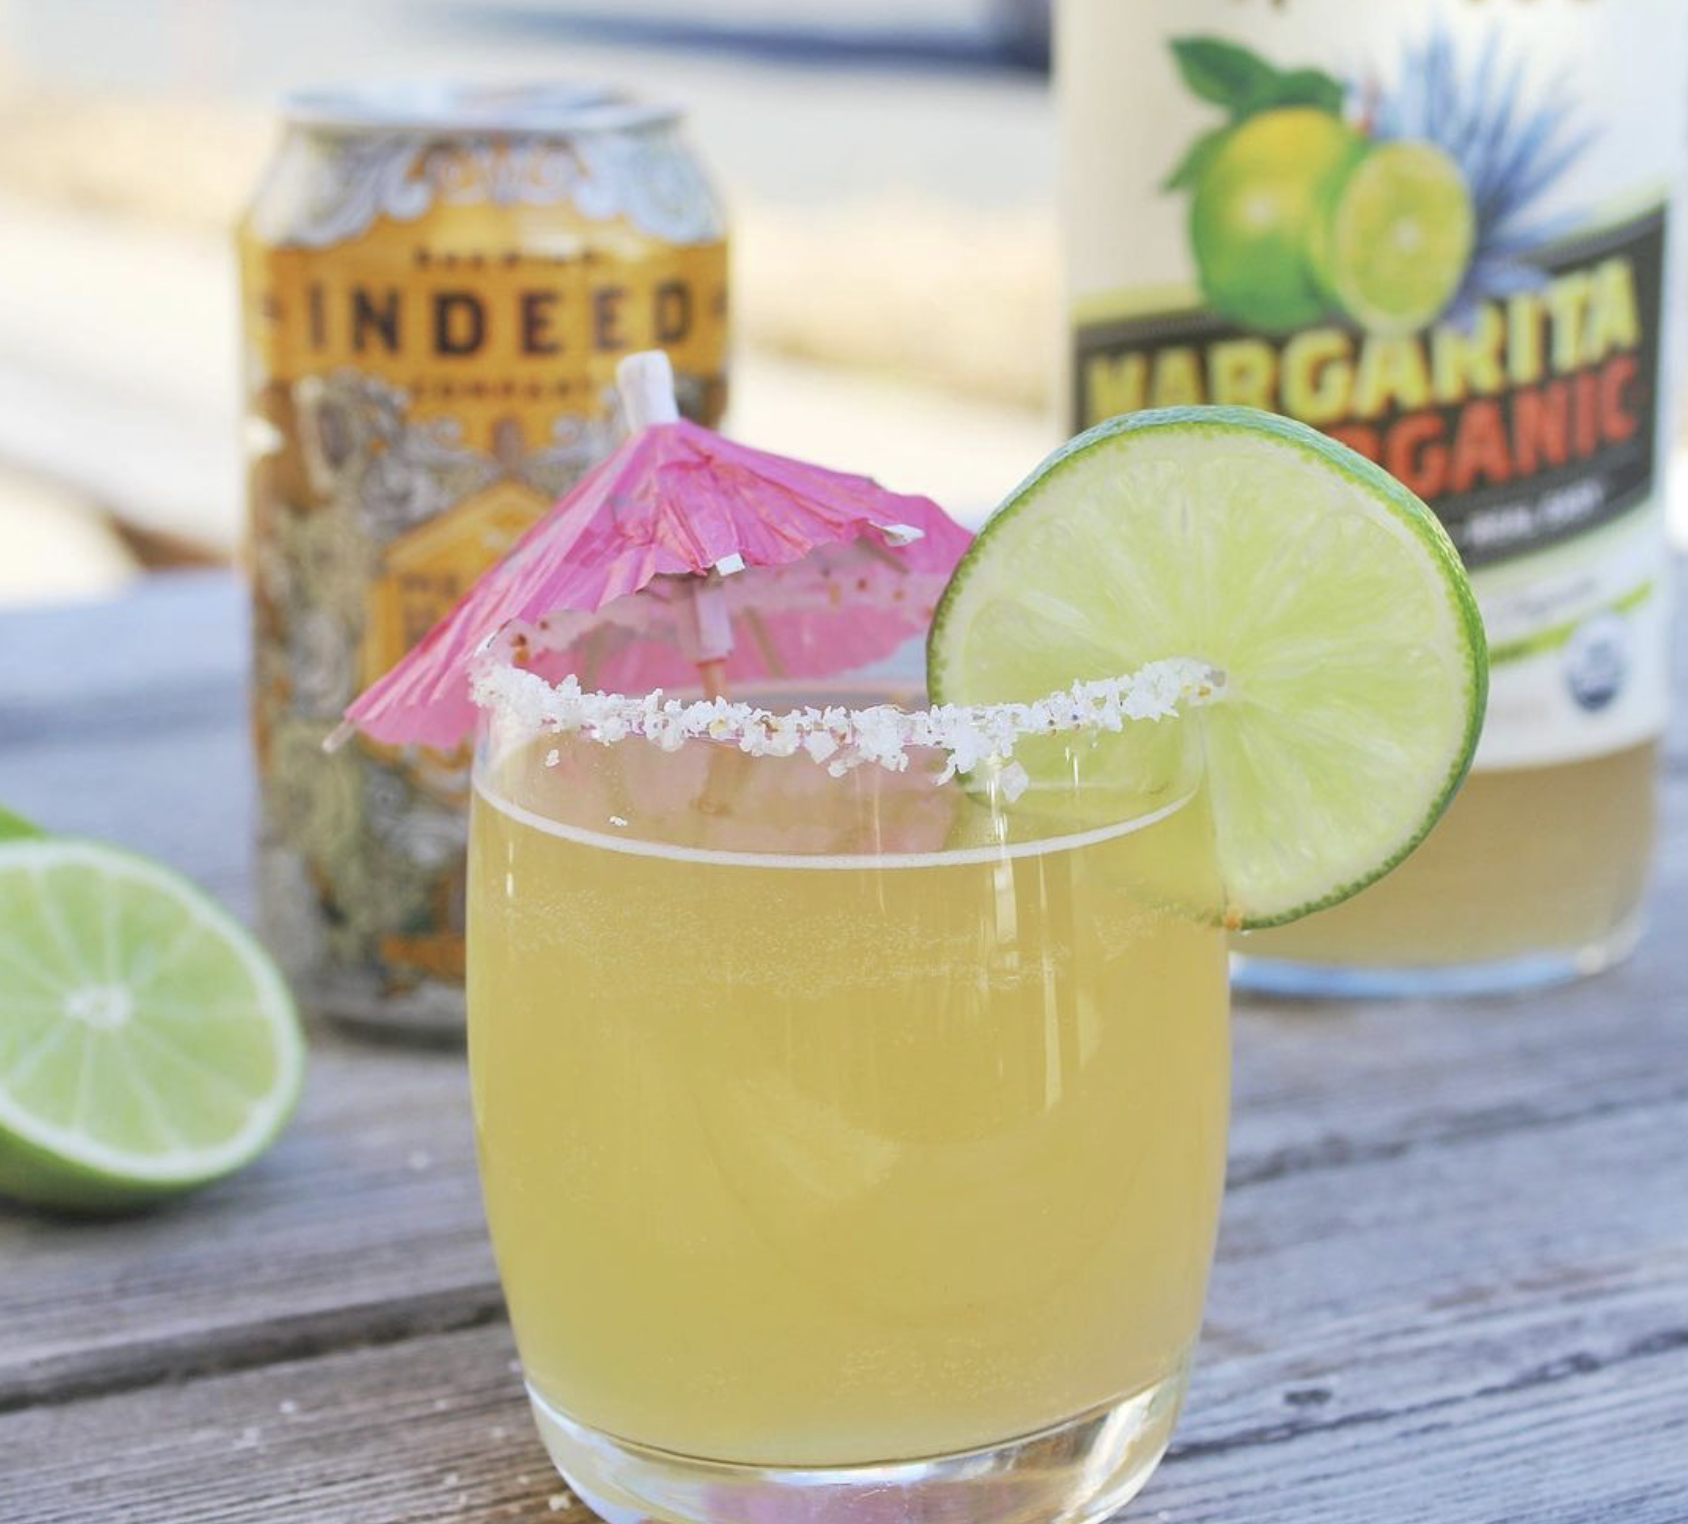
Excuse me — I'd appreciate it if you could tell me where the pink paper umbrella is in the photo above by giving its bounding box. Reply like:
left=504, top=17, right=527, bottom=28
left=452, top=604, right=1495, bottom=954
left=336, top=351, right=974, bottom=753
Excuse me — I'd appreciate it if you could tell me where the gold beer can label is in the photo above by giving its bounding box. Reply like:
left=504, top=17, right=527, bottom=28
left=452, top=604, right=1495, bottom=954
left=240, top=89, right=728, bottom=1035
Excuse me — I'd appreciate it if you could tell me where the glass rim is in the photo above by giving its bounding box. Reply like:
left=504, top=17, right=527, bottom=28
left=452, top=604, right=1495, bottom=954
left=471, top=655, right=1224, bottom=801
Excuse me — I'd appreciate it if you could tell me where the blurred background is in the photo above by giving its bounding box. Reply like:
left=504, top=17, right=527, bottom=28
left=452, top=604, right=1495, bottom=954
left=0, top=0, right=1059, bottom=607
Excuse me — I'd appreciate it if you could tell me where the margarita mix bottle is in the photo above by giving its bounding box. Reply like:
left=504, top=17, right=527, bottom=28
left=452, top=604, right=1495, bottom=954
left=1060, top=0, right=1686, bottom=994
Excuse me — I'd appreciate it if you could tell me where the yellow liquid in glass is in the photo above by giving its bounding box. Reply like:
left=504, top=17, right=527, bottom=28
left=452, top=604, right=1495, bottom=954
left=468, top=733, right=1229, bottom=1467
left=1239, top=743, right=1656, bottom=970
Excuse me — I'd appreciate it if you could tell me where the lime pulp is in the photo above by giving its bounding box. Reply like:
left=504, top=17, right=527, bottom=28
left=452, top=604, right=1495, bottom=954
left=0, top=837, right=304, bottom=1211
left=1313, top=139, right=1475, bottom=334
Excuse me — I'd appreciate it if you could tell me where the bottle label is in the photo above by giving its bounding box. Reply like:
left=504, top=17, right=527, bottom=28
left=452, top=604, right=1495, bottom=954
left=1063, top=1, right=1684, bottom=769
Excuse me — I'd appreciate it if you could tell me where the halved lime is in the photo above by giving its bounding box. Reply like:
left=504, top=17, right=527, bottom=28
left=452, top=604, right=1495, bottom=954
left=1313, top=140, right=1474, bottom=335
left=928, top=406, right=1486, bottom=928
left=0, top=838, right=304, bottom=1211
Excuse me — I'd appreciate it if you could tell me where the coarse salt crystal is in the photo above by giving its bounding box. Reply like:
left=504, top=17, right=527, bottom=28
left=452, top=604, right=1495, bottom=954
left=471, top=657, right=1222, bottom=786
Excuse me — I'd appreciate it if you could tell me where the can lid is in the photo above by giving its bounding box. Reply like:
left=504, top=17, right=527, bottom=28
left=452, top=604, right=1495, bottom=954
left=282, top=81, right=681, bottom=135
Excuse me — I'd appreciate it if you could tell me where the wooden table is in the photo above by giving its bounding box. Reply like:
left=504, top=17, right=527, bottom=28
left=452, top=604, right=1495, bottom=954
left=3, top=571, right=1686, bottom=1522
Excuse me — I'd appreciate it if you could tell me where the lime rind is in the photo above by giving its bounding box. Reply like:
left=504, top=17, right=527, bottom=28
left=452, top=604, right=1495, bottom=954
left=929, top=406, right=1487, bottom=929
left=0, top=838, right=305, bottom=1211
left=0, top=805, right=41, bottom=842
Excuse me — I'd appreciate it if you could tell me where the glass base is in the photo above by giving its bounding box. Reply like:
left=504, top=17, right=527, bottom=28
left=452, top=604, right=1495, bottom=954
left=527, top=1360, right=1191, bottom=1524
left=1231, top=905, right=1647, bottom=1000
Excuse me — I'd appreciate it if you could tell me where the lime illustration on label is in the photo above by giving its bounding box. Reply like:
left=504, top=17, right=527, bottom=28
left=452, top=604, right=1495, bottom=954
left=1167, top=36, right=1479, bottom=336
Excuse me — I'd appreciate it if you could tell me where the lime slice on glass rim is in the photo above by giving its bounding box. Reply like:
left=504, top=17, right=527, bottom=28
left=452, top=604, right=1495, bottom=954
left=928, top=406, right=1486, bottom=930
left=1313, top=139, right=1475, bottom=335
left=0, top=836, right=304, bottom=1211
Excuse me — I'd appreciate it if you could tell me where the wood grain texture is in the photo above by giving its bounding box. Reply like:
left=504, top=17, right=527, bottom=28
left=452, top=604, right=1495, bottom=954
left=5, top=1085, right=1687, bottom=1524
left=5, top=873, right=1683, bottom=1416
left=0, top=1034, right=499, bottom=1410
left=0, top=572, right=253, bottom=910
left=2, top=572, right=1687, bottom=1522
left=5, top=964, right=1686, bottom=1517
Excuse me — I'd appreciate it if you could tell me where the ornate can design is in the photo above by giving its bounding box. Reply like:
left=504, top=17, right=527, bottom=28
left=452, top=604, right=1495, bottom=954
left=239, top=86, right=729, bottom=1038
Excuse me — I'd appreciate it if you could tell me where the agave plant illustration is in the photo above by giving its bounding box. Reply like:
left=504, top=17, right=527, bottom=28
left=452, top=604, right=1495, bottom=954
left=1366, top=24, right=1598, bottom=320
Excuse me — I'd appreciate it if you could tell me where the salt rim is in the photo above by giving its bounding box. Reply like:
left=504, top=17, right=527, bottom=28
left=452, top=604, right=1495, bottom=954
left=472, top=656, right=1225, bottom=801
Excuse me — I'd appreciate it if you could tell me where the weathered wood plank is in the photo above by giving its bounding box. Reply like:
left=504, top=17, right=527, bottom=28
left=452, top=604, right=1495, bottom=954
left=1152, top=1327, right=1688, bottom=1521
left=4, top=1167, right=1685, bottom=1524
left=0, top=1033, right=497, bottom=1410
left=0, top=572, right=244, bottom=722
left=6, top=1001, right=1686, bottom=1486
left=4, top=898, right=1684, bottom=1413
left=0, top=572, right=252, bottom=909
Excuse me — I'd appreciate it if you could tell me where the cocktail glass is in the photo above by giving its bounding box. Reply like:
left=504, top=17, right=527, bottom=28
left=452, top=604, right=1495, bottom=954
left=467, top=667, right=1229, bottom=1524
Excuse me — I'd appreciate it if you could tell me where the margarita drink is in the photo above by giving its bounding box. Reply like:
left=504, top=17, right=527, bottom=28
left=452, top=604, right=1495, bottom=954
left=410, top=379, right=1486, bottom=1521
left=468, top=723, right=1228, bottom=1478
left=362, top=355, right=1482, bottom=1524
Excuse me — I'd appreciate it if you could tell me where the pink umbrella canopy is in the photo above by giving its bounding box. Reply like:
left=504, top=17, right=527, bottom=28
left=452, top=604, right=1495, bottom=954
left=338, top=352, right=974, bottom=752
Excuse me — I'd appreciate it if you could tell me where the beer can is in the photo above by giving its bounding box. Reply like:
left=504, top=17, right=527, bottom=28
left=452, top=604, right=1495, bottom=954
left=239, top=84, right=729, bottom=1038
